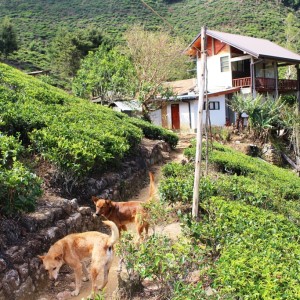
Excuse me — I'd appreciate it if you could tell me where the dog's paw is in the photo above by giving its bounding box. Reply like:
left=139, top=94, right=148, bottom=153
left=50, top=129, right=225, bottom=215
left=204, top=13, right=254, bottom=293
left=71, top=290, right=79, bottom=296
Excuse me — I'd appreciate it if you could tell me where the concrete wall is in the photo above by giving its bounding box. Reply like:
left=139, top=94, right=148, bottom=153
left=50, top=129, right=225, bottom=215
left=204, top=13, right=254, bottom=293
left=204, top=51, right=232, bottom=91
left=151, top=95, right=226, bottom=131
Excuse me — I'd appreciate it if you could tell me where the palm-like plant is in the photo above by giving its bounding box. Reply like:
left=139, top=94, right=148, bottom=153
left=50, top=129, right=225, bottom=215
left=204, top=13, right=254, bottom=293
left=230, top=93, right=285, bottom=141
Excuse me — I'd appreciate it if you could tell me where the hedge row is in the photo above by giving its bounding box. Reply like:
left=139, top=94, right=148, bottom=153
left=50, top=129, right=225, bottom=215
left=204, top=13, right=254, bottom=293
left=186, top=197, right=300, bottom=299
left=0, top=62, right=178, bottom=213
left=159, top=142, right=300, bottom=298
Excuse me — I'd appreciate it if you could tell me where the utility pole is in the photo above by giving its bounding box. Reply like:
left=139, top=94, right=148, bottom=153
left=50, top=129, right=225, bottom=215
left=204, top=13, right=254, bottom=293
left=192, top=26, right=207, bottom=219
left=296, top=65, right=300, bottom=173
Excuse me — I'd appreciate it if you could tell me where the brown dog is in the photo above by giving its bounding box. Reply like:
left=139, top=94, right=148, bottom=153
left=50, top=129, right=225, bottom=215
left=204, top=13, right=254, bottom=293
left=92, top=172, right=155, bottom=236
left=38, top=220, right=119, bottom=297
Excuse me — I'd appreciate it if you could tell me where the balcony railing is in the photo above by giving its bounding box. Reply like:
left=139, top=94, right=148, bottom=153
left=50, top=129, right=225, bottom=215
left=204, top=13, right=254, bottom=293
left=233, top=77, right=298, bottom=92
left=232, top=77, right=251, bottom=88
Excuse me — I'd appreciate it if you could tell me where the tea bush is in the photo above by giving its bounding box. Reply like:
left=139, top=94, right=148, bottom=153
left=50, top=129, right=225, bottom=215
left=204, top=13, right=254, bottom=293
left=0, top=63, right=177, bottom=186
left=128, top=117, right=179, bottom=149
left=185, top=197, right=300, bottom=299
left=159, top=141, right=300, bottom=298
left=0, top=134, right=24, bottom=167
left=0, top=133, right=42, bottom=214
left=117, top=232, right=207, bottom=299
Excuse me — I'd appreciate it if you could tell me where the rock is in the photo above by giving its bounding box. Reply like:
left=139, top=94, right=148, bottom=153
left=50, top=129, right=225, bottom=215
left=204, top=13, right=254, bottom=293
left=2, top=269, right=21, bottom=295
left=0, top=258, right=7, bottom=273
left=69, top=198, right=79, bottom=211
left=186, top=270, right=200, bottom=283
left=56, top=220, right=67, bottom=237
left=205, top=286, right=216, bottom=296
left=56, top=290, right=72, bottom=300
left=5, top=246, right=26, bottom=264
left=78, top=206, right=92, bottom=215
left=14, top=277, right=35, bottom=299
left=15, top=263, right=29, bottom=281
left=66, top=213, right=82, bottom=233
left=45, top=227, right=61, bottom=243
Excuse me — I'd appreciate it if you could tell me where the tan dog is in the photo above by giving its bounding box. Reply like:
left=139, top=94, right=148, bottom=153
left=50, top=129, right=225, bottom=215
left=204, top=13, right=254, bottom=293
left=92, top=172, right=155, bottom=236
left=38, top=220, right=119, bottom=297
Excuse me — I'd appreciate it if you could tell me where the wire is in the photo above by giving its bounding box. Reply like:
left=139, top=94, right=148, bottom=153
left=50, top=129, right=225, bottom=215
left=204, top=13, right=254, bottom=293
left=139, top=0, right=175, bottom=33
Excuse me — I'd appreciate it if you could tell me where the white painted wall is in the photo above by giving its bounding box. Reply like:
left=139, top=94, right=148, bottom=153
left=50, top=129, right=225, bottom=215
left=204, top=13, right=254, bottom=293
left=179, top=102, right=191, bottom=130
left=149, top=109, right=162, bottom=127
left=205, top=54, right=232, bottom=91
left=190, top=95, right=226, bottom=129
left=150, top=96, right=226, bottom=131
left=205, top=95, right=226, bottom=126
left=165, top=102, right=192, bottom=130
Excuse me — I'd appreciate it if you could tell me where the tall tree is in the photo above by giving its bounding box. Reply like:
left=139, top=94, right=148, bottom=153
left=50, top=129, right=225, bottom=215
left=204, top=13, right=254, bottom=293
left=48, top=27, right=114, bottom=79
left=0, top=17, right=18, bottom=59
left=124, top=25, right=187, bottom=120
left=48, top=27, right=81, bottom=78
left=284, top=13, right=300, bottom=79
left=72, top=46, right=136, bottom=103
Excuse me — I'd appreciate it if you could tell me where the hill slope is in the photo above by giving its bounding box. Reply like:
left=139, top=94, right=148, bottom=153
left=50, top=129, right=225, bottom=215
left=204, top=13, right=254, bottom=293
left=0, top=0, right=299, bottom=69
left=0, top=62, right=177, bottom=214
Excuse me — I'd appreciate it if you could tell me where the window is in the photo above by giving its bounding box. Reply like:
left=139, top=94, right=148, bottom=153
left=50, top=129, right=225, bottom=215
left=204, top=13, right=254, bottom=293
left=203, top=101, right=220, bottom=110
left=232, top=60, right=244, bottom=72
left=220, top=56, right=229, bottom=72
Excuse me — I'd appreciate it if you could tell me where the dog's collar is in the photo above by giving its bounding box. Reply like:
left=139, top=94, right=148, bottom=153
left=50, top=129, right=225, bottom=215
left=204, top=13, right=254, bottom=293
left=102, top=203, right=114, bottom=219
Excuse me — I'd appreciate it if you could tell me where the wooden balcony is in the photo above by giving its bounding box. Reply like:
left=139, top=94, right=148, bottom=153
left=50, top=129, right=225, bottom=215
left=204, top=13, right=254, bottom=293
left=232, top=77, right=251, bottom=88
left=232, top=77, right=298, bottom=92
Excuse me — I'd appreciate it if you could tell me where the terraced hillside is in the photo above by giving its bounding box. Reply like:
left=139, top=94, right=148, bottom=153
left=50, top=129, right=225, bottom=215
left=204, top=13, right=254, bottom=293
left=0, top=0, right=299, bottom=70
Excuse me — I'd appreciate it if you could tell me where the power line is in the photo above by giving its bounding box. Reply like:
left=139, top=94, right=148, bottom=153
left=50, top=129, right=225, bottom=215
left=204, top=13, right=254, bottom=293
left=140, top=0, right=175, bottom=33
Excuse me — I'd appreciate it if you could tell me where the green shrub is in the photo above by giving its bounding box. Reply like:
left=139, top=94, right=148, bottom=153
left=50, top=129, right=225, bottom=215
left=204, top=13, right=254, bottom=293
left=117, top=232, right=206, bottom=299
left=159, top=163, right=214, bottom=205
left=128, top=117, right=179, bottom=149
left=0, top=133, right=42, bottom=214
left=0, top=134, right=24, bottom=167
left=0, top=161, right=42, bottom=214
left=0, top=62, right=179, bottom=200
left=184, top=197, right=300, bottom=299
left=161, top=161, right=194, bottom=178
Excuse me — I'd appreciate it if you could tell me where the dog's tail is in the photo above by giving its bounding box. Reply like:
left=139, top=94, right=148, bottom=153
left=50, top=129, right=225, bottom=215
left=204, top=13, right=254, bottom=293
left=148, top=171, right=155, bottom=200
left=103, top=220, right=119, bottom=247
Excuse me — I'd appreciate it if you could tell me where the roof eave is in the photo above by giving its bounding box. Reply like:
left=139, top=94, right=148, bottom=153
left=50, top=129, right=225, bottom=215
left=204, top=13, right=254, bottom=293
left=185, top=30, right=260, bottom=58
left=258, top=54, right=300, bottom=65
left=207, top=30, right=259, bottom=58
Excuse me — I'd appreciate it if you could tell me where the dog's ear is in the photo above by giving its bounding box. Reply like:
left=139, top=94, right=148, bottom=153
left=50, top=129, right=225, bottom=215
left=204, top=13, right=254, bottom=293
left=38, top=255, right=45, bottom=260
left=105, top=200, right=112, bottom=207
left=55, top=254, right=63, bottom=261
left=92, top=196, right=98, bottom=204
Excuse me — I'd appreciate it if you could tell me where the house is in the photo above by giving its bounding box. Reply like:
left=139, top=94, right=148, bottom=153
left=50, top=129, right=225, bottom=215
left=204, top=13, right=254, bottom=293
left=149, top=78, right=200, bottom=130
left=150, top=29, right=300, bottom=131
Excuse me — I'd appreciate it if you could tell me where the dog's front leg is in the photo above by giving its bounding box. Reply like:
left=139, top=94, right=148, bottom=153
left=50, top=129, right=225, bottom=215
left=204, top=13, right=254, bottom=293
left=71, top=264, right=83, bottom=296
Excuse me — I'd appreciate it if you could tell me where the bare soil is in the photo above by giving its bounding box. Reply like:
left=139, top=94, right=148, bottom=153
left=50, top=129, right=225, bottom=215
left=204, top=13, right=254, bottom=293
left=35, top=134, right=195, bottom=300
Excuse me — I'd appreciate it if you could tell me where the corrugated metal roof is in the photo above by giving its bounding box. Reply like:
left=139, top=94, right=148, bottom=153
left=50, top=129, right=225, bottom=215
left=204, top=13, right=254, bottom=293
left=167, top=87, right=240, bottom=101
left=188, top=29, right=300, bottom=64
left=164, top=78, right=197, bottom=95
left=111, top=100, right=142, bottom=111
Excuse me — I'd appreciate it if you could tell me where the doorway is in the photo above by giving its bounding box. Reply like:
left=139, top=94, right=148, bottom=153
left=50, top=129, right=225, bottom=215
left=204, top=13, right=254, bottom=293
left=171, top=104, right=180, bottom=130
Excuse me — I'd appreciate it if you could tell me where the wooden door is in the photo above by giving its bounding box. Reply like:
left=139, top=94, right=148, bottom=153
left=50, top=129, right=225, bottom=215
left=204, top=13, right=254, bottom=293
left=171, top=104, right=180, bottom=130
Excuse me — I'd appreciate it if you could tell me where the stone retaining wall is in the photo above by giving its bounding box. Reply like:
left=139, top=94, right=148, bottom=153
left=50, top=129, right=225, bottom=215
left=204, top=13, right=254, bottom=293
left=0, top=139, right=170, bottom=300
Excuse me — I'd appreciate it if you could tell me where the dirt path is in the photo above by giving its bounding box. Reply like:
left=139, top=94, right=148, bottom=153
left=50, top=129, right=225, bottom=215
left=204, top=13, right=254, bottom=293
left=36, top=134, right=194, bottom=300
